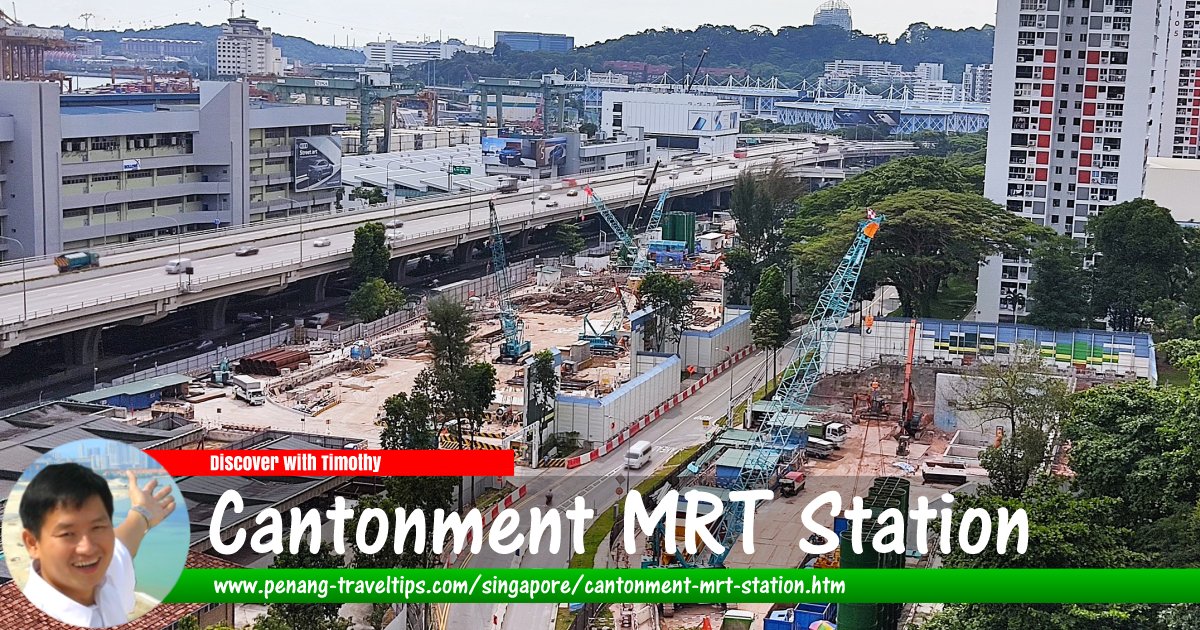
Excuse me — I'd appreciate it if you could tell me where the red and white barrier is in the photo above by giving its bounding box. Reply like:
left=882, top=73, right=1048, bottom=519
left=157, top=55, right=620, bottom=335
left=565, top=345, right=755, bottom=469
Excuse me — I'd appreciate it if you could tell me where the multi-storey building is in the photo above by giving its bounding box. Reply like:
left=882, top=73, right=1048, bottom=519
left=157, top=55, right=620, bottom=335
left=363, top=39, right=487, bottom=67
left=216, top=15, right=284, bottom=77
left=120, top=38, right=206, bottom=60
left=823, top=59, right=905, bottom=83
left=599, top=91, right=739, bottom=160
left=912, top=79, right=962, bottom=101
left=916, top=62, right=945, bottom=82
left=0, top=82, right=344, bottom=259
left=963, top=63, right=995, bottom=102
left=494, top=31, right=574, bottom=53
left=977, top=0, right=1166, bottom=323
left=1156, top=0, right=1200, bottom=157
left=813, top=0, right=854, bottom=31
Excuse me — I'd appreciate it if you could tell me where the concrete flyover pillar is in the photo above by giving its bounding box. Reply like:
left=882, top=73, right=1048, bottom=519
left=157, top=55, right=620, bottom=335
left=452, top=242, right=471, bottom=265
left=62, top=326, right=102, bottom=366
left=513, top=230, right=531, bottom=251
left=300, top=273, right=331, bottom=303
left=196, top=296, right=231, bottom=331
left=389, top=255, right=410, bottom=284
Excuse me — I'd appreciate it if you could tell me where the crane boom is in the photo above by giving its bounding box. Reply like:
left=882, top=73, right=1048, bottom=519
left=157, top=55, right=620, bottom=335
left=489, top=201, right=530, bottom=361
left=584, top=185, right=671, bottom=278
left=687, top=215, right=884, bottom=568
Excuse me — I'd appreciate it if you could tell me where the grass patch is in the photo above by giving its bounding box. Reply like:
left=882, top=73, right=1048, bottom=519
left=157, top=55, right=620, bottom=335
left=887, top=274, right=977, bottom=320
left=729, top=373, right=783, bottom=427
left=1157, top=359, right=1190, bottom=387
left=473, top=486, right=510, bottom=511
left=553, top=609, right=576, bottom=630
left=568, top=445, right=703, bottom=569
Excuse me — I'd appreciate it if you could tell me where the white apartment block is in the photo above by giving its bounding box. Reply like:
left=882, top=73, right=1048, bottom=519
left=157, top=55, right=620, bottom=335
left=823, top=59, right=905, bottom=82
left=963, top=63, right=995, bottom=102
left=216, top=15, right=284, bottom=77
left=977, top=0, right=1176, bottom=323
left=912, top=79, right=962, bottom=101
left=916, top=62, right=945, bottom=82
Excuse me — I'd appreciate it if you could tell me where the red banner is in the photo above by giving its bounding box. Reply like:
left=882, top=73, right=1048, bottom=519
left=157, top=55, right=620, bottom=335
left=150, top=450, right=514, bottom=477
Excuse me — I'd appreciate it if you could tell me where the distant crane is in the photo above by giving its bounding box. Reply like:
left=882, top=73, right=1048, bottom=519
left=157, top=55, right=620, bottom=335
left=488, top=200, right=530, bottom=362
left=683, top=48, right=710, bottom=93
left=583, top=183, right=670, bottom=279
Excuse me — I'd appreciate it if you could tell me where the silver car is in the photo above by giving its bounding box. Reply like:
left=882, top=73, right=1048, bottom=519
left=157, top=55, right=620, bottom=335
left=312, top=237, right=332, bottom=247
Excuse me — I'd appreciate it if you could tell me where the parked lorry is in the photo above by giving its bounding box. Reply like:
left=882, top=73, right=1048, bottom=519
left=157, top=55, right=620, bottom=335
left=55, top=251, right=100, bottom=273
left=230, top=374, right=265, bottom=405
left=808, top=420, right=848, bottom=446
left=805, top=436, right=835, bottom=459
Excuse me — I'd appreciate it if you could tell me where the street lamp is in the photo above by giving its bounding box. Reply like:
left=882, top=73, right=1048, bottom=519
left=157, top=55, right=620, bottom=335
left=0, top=236, right=28, bottom=321
left=384, top=159, right=404, bottom=225
left=101, top=190, right=117, bottom=245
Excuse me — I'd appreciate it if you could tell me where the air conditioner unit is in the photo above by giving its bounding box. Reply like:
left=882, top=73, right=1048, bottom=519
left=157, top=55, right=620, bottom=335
left=1090, top=193, right=1101, bottom=200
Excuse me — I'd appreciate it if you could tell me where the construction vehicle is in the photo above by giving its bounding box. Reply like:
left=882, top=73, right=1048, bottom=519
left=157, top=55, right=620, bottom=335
left=583, top=184, right=670, bottom=280
left=896, top=319, right=929, bottom=455
left=488, top=200, right=531, bottom=362
left=778, top=471, right=807, bottom=497
left=809, top=420, right=848, bottom=445
left=230, top=374, right=266, bottom=405
left=55, top=251, right=100, bottom=273
left=579, top=285, right=631, bottom=350
left=646, top=213, right=883, bottom=569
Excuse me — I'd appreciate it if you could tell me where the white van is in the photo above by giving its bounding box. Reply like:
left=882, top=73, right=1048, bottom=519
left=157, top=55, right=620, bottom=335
left=164, top=258, right=193, bottom=274
left=625, top=440, right=652, bottom=470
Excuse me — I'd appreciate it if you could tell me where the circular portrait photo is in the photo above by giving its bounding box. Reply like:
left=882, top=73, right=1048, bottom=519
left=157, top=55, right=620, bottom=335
left=2, top=438, right=188, bottom=628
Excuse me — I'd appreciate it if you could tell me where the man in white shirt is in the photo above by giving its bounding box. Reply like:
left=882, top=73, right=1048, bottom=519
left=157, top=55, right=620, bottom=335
left=18, top=462, right=177, bottom=628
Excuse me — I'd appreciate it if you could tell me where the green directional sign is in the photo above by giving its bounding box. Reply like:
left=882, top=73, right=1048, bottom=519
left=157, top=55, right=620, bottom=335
left=451, top=166, right=472, bottom=175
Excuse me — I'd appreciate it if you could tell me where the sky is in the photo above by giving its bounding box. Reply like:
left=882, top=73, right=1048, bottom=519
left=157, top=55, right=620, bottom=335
left=27, top=0, right=996, bottom=48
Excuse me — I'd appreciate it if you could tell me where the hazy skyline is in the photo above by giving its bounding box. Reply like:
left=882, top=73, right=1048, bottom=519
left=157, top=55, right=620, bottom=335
left=29, top=0, right=995, bottom=48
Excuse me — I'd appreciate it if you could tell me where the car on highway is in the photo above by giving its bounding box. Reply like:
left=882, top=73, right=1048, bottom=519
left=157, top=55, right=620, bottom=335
left=545, top=201, right=559, bottom=208
left=693, top=169, right=704, bottom=175
left=385, top=219, right=405, bottom=228
left=234, top=246, right=259, bottom=257
left=164, top=258, right=193, bottom=274
left=566, top=189, right=579, bottom=196
left=195, top=339, right=215, bottom=351
left=728, top=163, right=739, bottom=169
left=312, top=237, right=332, bottom=247
left=537, top=193, right=551, bottom=200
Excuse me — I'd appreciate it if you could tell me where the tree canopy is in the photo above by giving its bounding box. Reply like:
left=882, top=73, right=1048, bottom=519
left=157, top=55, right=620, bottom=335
left=636, top=272, right=700, bottom=349
left=1027, top=236, right=1091, bottom=330
left=347, top=278, right=406, bottom=322
left=350, top=222, right=390, bottom=284
left=792, top=189, right=1049, bottom=317
left=1089, top=199, right=1188, bottom=331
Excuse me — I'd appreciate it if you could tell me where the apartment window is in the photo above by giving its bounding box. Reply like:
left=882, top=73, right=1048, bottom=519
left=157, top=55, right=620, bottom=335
left=1055, top=166, right=1063, bottom=174
left=90, top=136, right=119, bottom=151
left=63, top=208, right=89, bottom=219
left=92, top=173, right=119, bottom=183
left=265, top=128, right=286, bottom=139
left=158, top=196, right=185, bottom=206
left=1056, top=150, right=1064, bottom=158
left=612, top=103, right=622, bottom=113
left=61, top=138, right=87, bottom=153
left=1054, top=183, right=1063, bottom=191
left=158, top=167, right=183, bottom=176
left=126, top=170, right=153, bottom=180
left=62, top=176, right=87, bottom=186
left=612, top=116, right=622, bottom=128
left=127, top=200, right=154, bottom=210
left=1066, top=34, right=1074, bottom=41
left=125, top=134, right=155, bottom=150
left=1064, top=50, right=1072, bottom=58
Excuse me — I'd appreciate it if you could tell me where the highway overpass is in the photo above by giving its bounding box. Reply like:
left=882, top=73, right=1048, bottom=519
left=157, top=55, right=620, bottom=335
left=0, top=138, right=913, bottom=362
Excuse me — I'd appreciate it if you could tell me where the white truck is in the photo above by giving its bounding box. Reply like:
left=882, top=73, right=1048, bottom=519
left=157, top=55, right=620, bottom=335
left=230, top=374, right=266, bottom=406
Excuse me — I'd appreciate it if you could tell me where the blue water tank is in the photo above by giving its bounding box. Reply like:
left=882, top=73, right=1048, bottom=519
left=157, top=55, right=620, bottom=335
left=350, top=346, right=361, bottom=360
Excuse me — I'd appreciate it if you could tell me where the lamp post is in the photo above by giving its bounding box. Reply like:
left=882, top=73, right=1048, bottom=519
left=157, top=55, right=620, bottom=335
left=101, top=190, right=116, bottom=245
left=0, top=236, right=28, bottom=321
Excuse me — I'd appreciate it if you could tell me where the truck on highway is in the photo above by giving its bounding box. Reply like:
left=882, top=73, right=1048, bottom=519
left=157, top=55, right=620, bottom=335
left=54, top=251, right=100, bottom=273
left=497, top=176, right=520, bottom=193
left=230, top=374, right=266, bottom=405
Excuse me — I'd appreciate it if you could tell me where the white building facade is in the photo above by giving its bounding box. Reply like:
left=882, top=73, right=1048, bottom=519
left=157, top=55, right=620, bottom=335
left=963, top=63, right=994, bottom=103
left=363, top=39, right=486, bottom=67
left=216, top=15, right=284, bottom=77
left=599, top=91, right=739, bottom=160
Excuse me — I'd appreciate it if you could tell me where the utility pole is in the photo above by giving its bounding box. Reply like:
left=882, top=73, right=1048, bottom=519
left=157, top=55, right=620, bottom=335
left=79, top=13, right=95, bottom=30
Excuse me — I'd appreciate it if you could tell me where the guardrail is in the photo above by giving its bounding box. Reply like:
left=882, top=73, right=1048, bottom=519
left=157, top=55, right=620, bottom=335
left=0, top=141, right=917, bottom=329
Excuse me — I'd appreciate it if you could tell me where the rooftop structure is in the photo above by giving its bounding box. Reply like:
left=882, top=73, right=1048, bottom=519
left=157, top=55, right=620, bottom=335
left=813, top=0, right=854, bottom=31
left=494, top=30, right=574, bottom=53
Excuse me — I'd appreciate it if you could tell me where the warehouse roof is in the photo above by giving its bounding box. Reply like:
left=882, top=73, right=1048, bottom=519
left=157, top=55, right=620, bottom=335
left=67, top=374, right=194, bottom=403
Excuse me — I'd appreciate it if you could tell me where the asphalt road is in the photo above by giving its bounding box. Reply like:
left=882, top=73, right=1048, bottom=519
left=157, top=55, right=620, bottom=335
left=444, top=347, right=782, bottom=630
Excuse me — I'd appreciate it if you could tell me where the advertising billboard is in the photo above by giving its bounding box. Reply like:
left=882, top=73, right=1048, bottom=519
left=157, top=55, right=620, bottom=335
left=293, top=136, right=342, bottom=192
left=483, top=136, right=569, bottom=168
left=832, top=108, right=902, bottom=131
left=688, top=110, right=738, bottom=133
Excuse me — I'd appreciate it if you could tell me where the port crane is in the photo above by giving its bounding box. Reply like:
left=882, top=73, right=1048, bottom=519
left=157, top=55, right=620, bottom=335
left=488, top=200, right=530, bottom=362
left=646, top=214, right=884, bottom=568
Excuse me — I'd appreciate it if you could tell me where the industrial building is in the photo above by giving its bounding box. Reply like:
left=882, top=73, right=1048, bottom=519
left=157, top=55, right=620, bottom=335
left=364, top=38, right=488, bottom=67
left=0, top=81, right=344, bottom=258
left=975, top=0, right=1200, bottom=322
left=813, top=0, right=854, bottom=31
left=216, top=14, right=284, bottom=77
left=121, top=37, right=207, bottom=60
left=494, top=30, right=574, bottom=53
left=600, top=91, right=740, bottom=158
